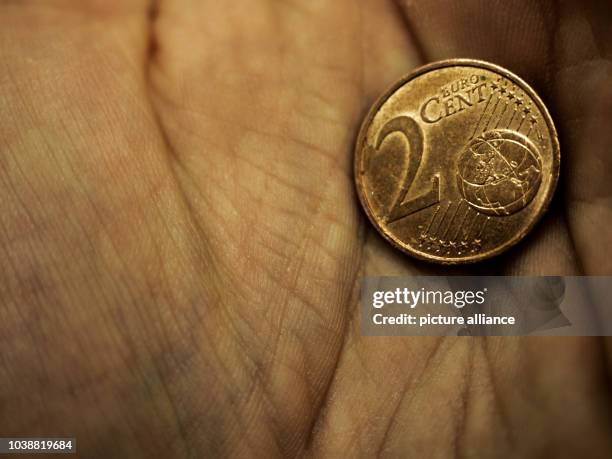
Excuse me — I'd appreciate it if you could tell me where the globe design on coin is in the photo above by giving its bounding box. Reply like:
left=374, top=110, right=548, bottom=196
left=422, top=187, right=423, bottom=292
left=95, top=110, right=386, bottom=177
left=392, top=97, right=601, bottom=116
left=456, top=129, right=542, bottom=216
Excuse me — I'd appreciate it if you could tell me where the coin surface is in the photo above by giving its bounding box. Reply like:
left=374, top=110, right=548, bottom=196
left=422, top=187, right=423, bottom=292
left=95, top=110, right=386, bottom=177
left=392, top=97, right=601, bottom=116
left=355, top=59, right=560, bottom=264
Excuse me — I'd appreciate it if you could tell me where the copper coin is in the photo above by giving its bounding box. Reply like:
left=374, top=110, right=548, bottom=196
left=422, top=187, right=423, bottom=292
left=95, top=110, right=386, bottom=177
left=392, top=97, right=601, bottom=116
left=355, top=59, right=560, bottom=264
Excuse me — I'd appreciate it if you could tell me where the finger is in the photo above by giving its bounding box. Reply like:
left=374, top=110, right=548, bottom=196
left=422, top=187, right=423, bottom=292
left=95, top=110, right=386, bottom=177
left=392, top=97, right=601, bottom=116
left=394, top=0, right=556, bottom=88
left=1, top=1, right=151, bottom=66
left=555, top=45, right=612, bottom=275
left=0, top=0, right=219, bottom=453
left=0, top=0, right=167, bottom=224
left=0, top=0, right=171, bottom=252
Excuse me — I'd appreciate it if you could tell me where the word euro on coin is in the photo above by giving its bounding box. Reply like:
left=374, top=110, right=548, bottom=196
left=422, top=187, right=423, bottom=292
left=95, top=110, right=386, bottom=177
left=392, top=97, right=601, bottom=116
left=354, top=59, right=559, bottom=264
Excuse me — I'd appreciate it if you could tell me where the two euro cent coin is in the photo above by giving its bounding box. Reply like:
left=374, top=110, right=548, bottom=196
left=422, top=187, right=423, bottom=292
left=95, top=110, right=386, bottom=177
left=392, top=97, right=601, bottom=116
left=354, top=59, right=560, bottom=264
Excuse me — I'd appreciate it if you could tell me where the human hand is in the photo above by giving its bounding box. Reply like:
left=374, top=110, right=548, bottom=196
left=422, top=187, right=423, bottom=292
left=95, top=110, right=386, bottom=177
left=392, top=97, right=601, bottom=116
left=1, top=0, right=611, bottom=456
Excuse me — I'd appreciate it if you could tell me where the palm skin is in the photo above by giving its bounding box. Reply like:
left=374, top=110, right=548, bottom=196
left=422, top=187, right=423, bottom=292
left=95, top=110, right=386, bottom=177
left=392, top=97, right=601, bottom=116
left=1, top=0, right=611, bottom=457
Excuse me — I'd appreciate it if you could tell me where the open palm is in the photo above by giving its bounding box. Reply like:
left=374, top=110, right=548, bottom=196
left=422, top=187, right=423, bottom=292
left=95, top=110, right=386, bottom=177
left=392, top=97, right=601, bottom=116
left=1, top=0, right=611, bottom=457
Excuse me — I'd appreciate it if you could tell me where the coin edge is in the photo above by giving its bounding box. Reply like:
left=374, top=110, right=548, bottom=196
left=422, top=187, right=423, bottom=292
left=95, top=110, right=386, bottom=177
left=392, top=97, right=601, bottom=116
left=354, top=58, right=561, bottom=265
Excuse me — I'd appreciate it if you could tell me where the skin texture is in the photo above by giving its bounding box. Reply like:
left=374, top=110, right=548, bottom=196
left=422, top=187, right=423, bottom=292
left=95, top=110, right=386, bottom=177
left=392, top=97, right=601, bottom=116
left=0, top=0, right=611, bottom=457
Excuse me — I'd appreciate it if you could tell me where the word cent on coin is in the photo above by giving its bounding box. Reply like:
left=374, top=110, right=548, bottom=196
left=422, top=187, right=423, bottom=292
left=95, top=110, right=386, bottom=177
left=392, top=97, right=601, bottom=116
left=420, top=73, right=488, bottom=124
left=354, top=59, right=560, bottom=264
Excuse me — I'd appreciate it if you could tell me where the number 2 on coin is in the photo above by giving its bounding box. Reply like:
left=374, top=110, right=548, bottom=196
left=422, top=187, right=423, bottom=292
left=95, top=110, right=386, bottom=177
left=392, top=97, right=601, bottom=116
left=371, top=116, right=440, bottom=222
